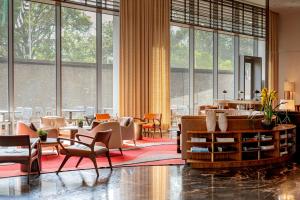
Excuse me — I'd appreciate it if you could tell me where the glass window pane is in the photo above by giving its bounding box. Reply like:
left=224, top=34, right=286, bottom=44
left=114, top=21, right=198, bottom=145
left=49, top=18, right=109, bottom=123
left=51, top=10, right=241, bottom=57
left=170, top=26, right=189, bottom=124
left=102, top=14, right=114, bottom=114
left=0, top=0, right=8, bottom=118
left=62, top=7, right=96, bottom=120
left=218, top=34, right=234, bottom=99
left=14, top=0, right=56, bottom=122
left=194, top=30, right=213, bottom=113
left=240, top=36, right=254, bottom=56
left=258, top=40, right=266, bottom=84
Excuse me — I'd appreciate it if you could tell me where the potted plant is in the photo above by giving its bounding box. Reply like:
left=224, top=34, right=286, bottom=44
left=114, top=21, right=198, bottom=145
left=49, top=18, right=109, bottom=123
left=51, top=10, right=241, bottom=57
left=260, top=88, right=282, bottom=129
left=37, top=129, right=48, bottom=141
left=78, top=118, right=84, bottom=128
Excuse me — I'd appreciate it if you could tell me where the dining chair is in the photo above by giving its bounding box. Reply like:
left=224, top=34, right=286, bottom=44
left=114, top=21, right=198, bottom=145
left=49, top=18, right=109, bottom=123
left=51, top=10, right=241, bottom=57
left=136, top=113, right=162, bottom=138
left=56, top=129, right=113, bottom=177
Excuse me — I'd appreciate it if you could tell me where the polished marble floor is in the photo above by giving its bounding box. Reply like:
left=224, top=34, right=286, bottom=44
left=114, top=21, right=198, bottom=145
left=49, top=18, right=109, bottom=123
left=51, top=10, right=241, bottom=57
left=0, top=162, right=300, bottom=200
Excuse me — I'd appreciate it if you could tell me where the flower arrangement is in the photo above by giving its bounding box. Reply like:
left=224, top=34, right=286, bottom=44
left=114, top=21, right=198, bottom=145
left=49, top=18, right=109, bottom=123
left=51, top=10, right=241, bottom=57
left=260, top=88, right=281, bottom=129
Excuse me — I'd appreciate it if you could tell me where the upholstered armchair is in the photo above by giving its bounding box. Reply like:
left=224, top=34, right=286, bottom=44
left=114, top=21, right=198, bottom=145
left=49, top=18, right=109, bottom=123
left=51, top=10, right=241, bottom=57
left=17, top=121, right=58, bottom=138
left=16, top=121, right=60, bottom=154
left=119, top=117, right=136, bottom=145
left=40, top=116, right=68, bottom=139
left=40, top=116, right=67, bottom=130
left=77, top=121, right=123, bottom=155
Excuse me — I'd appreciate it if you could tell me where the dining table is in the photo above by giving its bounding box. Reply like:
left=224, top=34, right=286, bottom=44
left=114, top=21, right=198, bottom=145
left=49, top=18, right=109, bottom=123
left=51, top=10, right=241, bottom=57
left=62, top=108, right=85, bottom=122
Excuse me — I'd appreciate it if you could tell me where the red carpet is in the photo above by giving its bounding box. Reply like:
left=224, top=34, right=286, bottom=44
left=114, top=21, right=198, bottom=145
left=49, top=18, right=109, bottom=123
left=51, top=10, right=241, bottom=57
left=0, top=138, right=184, bottom=178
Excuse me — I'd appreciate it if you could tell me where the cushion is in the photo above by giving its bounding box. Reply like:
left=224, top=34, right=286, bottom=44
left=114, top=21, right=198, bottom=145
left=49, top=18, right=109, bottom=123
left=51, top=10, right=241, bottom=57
left=119, top=117, right=131, bottom=127
left=0, top=148, right=37, bottom=158
left=29, top=123, right=37, bottom=132
left=60, top=144, right=107, bottom=156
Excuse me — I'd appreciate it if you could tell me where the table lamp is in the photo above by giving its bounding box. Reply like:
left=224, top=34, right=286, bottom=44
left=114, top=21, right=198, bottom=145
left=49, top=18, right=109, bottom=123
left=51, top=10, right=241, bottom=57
left=284, top=81, right=295, bottom=100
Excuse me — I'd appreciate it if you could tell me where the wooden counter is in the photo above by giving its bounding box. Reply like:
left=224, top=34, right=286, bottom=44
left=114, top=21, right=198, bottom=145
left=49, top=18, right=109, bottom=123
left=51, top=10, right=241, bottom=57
left=186, top=124, right=296, bottom=168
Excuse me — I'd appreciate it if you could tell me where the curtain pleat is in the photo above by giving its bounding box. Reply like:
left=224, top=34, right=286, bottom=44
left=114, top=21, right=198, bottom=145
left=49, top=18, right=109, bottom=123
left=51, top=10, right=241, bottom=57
left=119, top=0, right=170, bottom=128
left=268, top=11, right=279, bottom=92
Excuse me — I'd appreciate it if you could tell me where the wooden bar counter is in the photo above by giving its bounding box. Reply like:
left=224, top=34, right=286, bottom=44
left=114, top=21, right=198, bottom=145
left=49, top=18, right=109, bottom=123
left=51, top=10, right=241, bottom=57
left=185, top=124, right=296, bottom=168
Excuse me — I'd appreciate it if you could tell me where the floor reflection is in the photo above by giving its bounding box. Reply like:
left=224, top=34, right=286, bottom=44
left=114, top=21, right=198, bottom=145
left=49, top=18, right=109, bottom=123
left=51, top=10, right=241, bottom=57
left=0, top=163, right=300, bottom=199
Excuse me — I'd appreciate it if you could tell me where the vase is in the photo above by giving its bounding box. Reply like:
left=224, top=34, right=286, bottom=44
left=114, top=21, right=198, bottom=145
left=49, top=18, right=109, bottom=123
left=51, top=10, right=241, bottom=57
left=206, top=110, right=216, bottom=132
left=218, top=113, right=228, bottom=132
left=261, top=119, right=275, bottom=130
left=39, top=135, right=47, bottom=141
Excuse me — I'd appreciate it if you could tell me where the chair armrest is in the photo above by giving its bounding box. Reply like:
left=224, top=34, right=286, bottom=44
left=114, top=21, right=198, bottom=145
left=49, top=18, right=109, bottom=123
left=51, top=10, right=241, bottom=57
left=31, top=138, right=40, bottom=149
left=57, top=138, right=91, bottom=148
left=134, top=117, right=144, bottom=122
left=76, top=134, right=94, bottom=141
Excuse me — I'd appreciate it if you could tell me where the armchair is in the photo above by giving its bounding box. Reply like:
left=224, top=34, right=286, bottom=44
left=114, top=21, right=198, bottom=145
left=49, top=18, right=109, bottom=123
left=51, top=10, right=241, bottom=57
left=0, top=135, right=40, bottom=183
left=56, top=130, right=112, bottom=177
left=16, top=121, right=60, bottom=154
left=119, top=117, right=136, bottom=145
left=77, top=122, right=123, bottom=155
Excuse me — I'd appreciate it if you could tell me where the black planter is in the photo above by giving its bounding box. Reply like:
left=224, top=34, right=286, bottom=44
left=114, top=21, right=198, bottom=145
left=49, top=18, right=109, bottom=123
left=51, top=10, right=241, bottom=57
left=39, top=135, right=47, bottom=141
left=261, top=119, right=275, bottom=130
left=78, top=122, right=83, bottom=128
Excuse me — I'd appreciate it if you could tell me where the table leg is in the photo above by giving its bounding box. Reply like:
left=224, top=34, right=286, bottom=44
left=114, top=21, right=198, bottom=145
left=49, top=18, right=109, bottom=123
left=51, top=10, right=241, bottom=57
left=70, top=129, right=78, bottom=145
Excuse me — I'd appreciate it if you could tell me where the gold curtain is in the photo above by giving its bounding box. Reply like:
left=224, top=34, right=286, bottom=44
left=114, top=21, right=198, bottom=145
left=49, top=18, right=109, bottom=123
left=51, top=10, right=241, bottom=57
left=119, top=0, right=170, bottom=128
left=268, top=11, right=279, bottom=91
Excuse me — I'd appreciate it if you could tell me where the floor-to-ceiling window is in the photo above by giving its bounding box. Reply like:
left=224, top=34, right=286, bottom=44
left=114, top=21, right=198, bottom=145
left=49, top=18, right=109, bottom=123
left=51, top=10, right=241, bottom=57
left=240, top=36, right=254, bottom=56
left=170, top=26, right=190, bottom=124
left=14, top=0, right=56, bottom=122
left=218, top=34, right=234, bottom=99
left=61, top=7, right=97, bottom=119
left=194, top=29, right=213, bottom=112
left=0, top=0, right=8, bottom=122
left=102, top=14, right=114, bottom=114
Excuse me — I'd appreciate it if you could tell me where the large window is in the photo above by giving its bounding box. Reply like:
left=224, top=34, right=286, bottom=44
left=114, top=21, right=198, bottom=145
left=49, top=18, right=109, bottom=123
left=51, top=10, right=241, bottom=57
left=218, top=34, right=234, bottom=99
left=170, top=26, right=190, bottom=122
left=240, top=37, right=254, bottom=56
left=102, top=14, right=114, bottom=114
left=61, top=8, right=96, bottom=119
left=14, top=0, right=56, bottom=122
left=194, top=30, right=213, bottom=111
left=0, top=0, right=8, bottom=120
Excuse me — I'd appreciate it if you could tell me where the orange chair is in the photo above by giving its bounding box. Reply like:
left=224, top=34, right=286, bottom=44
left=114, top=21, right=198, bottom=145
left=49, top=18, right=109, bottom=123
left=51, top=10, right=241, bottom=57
left=139, top=113, right=162, bottom=138
left=95, top=113, right=111, bottom=121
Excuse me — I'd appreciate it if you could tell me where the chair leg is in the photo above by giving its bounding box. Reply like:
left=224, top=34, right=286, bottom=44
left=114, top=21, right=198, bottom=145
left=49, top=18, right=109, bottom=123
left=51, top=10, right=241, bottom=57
left=119, top=148, right=123, bottom=156
left=56, top=155, right=70, bottom=175
left=160, top=128, right=162, bottom=138
left=37, top=158, right=41, bottom=176
left=133, top=140, right=136, bottom=146
left=90, top=156, right=99, bottom=177
left=153, top=128, right=156, bottom=138
left=27, top=162, right=31, bottom=184
left=106, top=151, right=113, bottom=170
left=76, top=157, right=84, bottom=168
